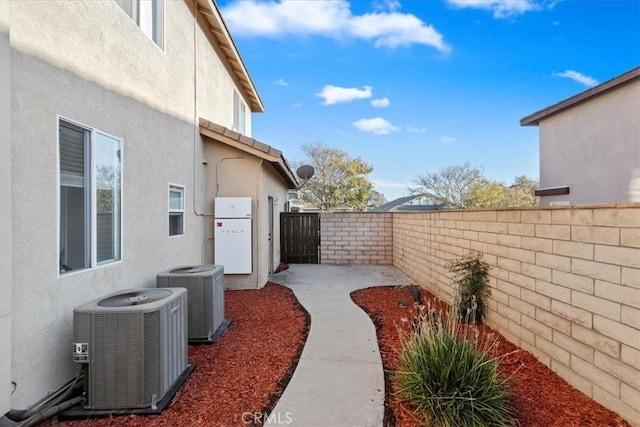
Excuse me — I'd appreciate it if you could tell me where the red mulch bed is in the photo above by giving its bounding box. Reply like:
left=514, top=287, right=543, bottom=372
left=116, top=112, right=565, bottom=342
left=351, top=286, right=630, bottom=427
left=48, top=283, right=309, bottom=427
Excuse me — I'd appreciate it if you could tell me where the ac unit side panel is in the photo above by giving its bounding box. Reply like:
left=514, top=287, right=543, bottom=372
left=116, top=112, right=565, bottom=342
left=157, top=266, right=223, bottom=341
left=156, top=276, right=170, bottom=288
left=166, top=277, right=206, bottom=339
left=201, top=275, right=214, bottom=337
left=158, top=291, right=187, bottom=394
left=213, top=271, right=225, bottom=332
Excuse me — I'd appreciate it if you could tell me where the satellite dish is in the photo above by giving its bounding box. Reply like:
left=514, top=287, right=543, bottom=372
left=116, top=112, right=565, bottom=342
left=296, top=165, right=315, bottom=180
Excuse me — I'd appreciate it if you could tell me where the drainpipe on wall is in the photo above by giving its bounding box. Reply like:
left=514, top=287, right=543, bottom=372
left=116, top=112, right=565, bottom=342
left=256, top=160, right=264, bottom=288
left=0, top=0, right=13, bottom=416
left=191, top=0, right=212, bottom=218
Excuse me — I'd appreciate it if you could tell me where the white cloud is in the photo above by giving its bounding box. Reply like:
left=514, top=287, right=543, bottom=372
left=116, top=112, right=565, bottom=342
left=555, top=70, right=598, bottom=87
left=447, top=0, right=540, bottom=18
left=373, top=179, right=411, bottom=188
left=370, top=97, right=390, bottom=107
left=273, top=78, right=288, bottom=86
left=317, top=85, right=373, bottom=105
left=353, top=117, right=399, bottom=135
left=221, top=1, right=449, bottom=52
left=349, top=12, right=448, bottom=49
left=440, top=136, right=456, bottom=144
left=373, top=0, right=402, bottom=12
left=406, top=126, right=426, bottom=134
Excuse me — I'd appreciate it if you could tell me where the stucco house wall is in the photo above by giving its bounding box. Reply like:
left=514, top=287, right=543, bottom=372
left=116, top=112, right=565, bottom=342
left=6, top=0, right=264, bottom=410
left=259, top=166, right=290, bottom=275
left=0, top=1, right=12, bottom=416
left=203, top=138, right=292, bottom=289
left=522, top=69, right=640, bottom=206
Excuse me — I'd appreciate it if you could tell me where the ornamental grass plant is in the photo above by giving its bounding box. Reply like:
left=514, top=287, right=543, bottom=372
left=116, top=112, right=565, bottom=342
left=395, top=302, right=515, bottom=427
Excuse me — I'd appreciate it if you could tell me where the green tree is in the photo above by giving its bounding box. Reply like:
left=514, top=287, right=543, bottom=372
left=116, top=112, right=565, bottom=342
left=297, top=143, right=374, bottom=212
left=507, top=175, right=538, bottom=206
left=410, top=163, right=484, bottom=209
left=465, top=179, right=509, bottom=208
left=367, top=190, right=388, bottom=210
left=465, top=175, right=539, bottom=208
left=344, top=174, right=374, bottom=212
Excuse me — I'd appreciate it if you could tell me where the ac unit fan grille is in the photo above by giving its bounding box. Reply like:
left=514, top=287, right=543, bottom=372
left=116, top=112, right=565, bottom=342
left=169, top=266, right=216, bottom=275
left=98, top=289, right=172, bottom=307
left=92, top=313, right=139, bottom=408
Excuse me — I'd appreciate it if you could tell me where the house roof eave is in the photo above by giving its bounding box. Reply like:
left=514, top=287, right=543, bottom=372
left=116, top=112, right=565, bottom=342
left=195, top=0, right=264, bottom=113
left=199, top=118, right=299, bottom=188
left=520, top=66, right=640, bottom=126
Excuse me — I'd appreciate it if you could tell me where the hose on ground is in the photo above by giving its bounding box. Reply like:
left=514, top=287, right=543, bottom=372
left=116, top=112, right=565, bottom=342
left=5, top=369, right=83, bottom=422
left=16, top=396, right=84, bottom=427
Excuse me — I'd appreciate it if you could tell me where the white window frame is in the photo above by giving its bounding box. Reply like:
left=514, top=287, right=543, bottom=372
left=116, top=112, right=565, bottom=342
left=233, top=89, right=247, bottom=135
left=57, top=116, right=123, bottom=277
left=168, top=184, right=185, bottom=237
left=114, top=0, right=165, bottom=50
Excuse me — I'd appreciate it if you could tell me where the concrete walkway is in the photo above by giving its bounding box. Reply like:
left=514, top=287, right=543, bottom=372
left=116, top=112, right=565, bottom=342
left=267, top=264, right=412, bottom=427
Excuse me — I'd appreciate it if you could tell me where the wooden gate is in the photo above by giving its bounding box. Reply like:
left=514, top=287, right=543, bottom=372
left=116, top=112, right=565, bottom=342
left=280, top=213, right=320, bottom=264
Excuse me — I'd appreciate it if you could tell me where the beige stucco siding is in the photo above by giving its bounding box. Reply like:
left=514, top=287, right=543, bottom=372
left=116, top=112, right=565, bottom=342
left=539, top=80, right=640, bottom=205
left=9, top=0, right=251, bottom=133
left=260, top=165, right=290, bottom=274
left=0, top=0, right=12, bottom=416
left=10, top=49, right=204, bottom=409
left=8, top=0, right=255, bottom=408
left=203, top=142, right=290, bottom=289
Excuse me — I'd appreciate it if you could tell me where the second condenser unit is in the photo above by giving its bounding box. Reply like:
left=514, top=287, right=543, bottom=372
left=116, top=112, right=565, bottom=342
left=157, top=265, right=225, bottom=342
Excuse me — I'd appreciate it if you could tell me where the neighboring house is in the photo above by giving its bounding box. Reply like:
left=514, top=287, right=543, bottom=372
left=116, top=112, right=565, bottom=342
left=372, top=195, right=442, bottom=212
left=0, top=0, right=296, bottom=415
left=521, top=67, right=640, bottom=206
left=287, top=193, right=350, bottom=213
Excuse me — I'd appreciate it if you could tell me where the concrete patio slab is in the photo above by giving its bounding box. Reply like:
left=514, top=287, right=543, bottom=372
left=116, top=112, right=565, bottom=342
left=267, top=264, right=412, bottom=427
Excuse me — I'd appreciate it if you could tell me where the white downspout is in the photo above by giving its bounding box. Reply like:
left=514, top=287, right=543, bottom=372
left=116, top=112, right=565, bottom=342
left=0, top=0, right=13, bottom=415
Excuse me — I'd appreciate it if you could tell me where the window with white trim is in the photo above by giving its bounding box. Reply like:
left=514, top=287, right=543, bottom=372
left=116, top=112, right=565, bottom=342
left=115, top=0, right=164, bottom=47
left=59, top=119, right=122, bottom=274
left=233, top=90, right=246, bottom=135
left=169, top=184, right=185, bottom=236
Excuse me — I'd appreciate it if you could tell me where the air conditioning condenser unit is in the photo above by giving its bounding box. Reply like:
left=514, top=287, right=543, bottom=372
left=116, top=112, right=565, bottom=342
left=73, top=288, right=188, bottom=410
left=157, top=265, right=225, bottom=343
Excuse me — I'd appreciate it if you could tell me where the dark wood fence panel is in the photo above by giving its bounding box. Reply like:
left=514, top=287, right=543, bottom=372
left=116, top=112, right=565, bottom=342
left=280, top=213, right=320, bottom=264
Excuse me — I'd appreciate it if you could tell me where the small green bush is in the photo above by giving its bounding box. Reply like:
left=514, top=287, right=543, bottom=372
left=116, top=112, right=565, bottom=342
left=396, top=314, right=513, bottom=426
left=446, top=251, right=490, bottom=323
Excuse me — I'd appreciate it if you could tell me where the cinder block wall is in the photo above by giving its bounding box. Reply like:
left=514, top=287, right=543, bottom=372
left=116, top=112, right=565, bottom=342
left=320, top=213, right=392, bottom=265
left=319, top=206, right=639, bottom=423
left=392, top=205, right=640, bottom=425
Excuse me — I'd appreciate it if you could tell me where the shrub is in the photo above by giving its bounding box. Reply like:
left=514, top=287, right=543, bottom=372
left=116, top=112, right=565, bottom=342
left=446, top=251, right=490, bottom=323
left=395, top=313, right=513, bottom=426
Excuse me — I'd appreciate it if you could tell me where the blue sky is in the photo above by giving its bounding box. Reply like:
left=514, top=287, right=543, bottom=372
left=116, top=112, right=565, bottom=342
left=218, top=0, right=640, bottom=202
